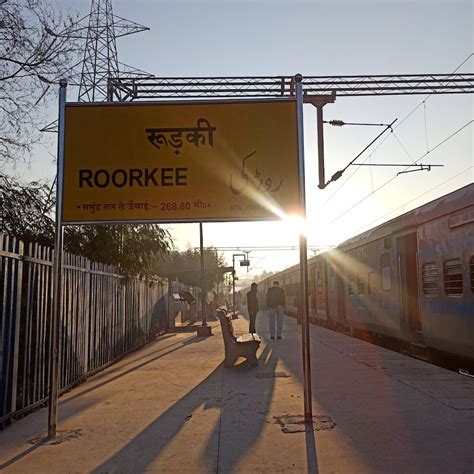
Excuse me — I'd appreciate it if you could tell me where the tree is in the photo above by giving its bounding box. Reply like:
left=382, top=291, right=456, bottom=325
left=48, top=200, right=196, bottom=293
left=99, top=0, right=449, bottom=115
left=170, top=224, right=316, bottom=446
left=0, top=0, right=79, bottom=166
left=0, top=173, right=55, bottom=245
left=65, top=224, right=171, bottom=279
left=158, top=248, right=226, bottom=292
left=0, top=174, right=172, bottom=278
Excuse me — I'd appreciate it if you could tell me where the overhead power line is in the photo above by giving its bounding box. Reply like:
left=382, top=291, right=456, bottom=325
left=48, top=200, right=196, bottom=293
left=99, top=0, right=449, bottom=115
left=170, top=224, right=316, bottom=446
left=329, top=120, right=473, bottom=224
left=352, top=163, right=443, bottom=168
left=201, top=245, right=334, bottom=252
left=353, top=165, right=474, bottom=233
left=350, top=163, right=444, bottom=175
left=320, top=52, right=474, bottom=206
left=322, top=119, right=397, bottom=187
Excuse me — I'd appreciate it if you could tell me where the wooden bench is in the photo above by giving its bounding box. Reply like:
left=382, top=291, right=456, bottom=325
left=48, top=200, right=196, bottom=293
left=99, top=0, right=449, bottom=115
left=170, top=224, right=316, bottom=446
left=217, top=309, right=261, bottom=367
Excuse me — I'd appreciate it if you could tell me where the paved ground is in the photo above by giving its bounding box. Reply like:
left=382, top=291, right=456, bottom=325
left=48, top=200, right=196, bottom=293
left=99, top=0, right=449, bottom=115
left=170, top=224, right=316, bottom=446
left=0, top=312, right=473, bottom=473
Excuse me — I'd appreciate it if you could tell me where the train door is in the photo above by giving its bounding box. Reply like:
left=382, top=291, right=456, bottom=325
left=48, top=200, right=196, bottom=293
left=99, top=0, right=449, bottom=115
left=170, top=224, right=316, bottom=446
left=327, top=263, right=337, bottom=321
left=316, top=260, right=328, bottom=318
left=396, top=232, right=422, bottom=338
left=309, top=266, right=317, bottom=315
left=336, top=272, right=346, bottom=322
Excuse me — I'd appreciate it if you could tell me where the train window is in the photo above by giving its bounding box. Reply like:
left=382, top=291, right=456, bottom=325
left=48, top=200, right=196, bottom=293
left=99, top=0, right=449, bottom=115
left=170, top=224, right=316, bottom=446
left=381, top=252, right=391, bottom=291
left=330, top=268, right=336, bottom=293
left=422, top=262, right=438, bottom=296
left=368, top=272, right=377, bottom=294
left=470, top=257, right=474, bottom=292
left=383, top=237, right=392, bottom=250
left=348, top=275, right=355, bottom=296
left=443, top=259, right=463, bottom=296
left=357, top=275, right=365, bottom=295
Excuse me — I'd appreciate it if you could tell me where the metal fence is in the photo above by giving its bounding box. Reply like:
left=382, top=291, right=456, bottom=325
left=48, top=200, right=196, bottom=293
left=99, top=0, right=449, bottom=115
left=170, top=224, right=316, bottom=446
left=0, top=233, right=169, bottom=424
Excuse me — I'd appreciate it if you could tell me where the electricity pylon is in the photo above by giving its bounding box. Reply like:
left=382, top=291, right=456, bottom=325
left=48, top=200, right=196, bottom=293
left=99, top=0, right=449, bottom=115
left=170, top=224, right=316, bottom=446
left=74, top=0, right=150, bottom=101
left=42, top=0, right=149, bottom=131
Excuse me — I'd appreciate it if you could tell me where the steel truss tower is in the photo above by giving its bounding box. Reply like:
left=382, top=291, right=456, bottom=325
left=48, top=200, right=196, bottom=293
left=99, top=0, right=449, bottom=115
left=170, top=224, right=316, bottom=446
left=41, top=0, right=149, bottom=131
left=76, top=0, right=149, bottom=102
left=52, top=0, right=150, bottom=102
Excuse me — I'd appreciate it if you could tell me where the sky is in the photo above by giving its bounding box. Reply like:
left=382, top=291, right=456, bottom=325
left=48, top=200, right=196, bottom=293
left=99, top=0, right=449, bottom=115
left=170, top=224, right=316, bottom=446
left=7, top=0, right=473, bottom=287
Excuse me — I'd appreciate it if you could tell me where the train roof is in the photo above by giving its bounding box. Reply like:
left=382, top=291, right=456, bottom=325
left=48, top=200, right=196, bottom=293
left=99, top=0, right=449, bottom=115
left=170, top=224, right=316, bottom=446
left=254, top=184, right=473, bottom=285
left=337, top=183, right=474, bottom=251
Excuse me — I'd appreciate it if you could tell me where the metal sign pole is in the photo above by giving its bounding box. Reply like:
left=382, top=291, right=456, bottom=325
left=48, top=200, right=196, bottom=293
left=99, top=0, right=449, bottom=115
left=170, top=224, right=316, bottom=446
left=295, top=74, right=313, bottom=422
left=316, top=105, right=325, bottom=189
left=200, top=222, right=206, bottom=324
left=197, top=223, right=212, bottom=336
left=232, top=255, right=236, bottom=316
left=48, top=79, right=67, bottom=438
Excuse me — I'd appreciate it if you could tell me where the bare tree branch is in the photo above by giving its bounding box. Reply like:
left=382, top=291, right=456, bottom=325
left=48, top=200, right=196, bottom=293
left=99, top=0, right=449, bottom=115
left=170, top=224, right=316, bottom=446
left=0, top=0, right=80, bottom=167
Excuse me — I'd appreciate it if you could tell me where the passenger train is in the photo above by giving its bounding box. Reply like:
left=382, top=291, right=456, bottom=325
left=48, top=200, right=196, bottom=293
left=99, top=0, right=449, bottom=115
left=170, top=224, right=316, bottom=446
left=253, top=184, right=474, bottom=370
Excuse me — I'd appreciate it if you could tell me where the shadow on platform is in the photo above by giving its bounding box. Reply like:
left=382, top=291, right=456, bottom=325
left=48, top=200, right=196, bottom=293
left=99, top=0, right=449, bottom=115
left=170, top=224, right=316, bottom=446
left=92, top=343, right=280, bottom=473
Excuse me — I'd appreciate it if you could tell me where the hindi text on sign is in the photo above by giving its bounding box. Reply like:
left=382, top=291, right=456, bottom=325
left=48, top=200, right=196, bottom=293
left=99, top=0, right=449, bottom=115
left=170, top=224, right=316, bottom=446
left=145, top=118, right=216, bottom=155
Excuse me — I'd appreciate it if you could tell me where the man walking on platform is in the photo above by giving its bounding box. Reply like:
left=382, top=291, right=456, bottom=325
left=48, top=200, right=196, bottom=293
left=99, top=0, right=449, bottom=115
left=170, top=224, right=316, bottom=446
left=247, top=283, right=259, bottom=333
left=266, top=280, right=286, bottom=339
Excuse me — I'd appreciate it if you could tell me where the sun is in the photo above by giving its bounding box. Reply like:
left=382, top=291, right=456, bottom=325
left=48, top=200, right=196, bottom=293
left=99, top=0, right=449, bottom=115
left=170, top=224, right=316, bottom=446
left=281, top=215, right=308, bottom=239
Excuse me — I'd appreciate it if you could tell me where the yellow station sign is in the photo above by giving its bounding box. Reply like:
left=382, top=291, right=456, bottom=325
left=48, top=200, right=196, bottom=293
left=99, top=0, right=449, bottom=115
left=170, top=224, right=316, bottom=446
left=62, top=100, right=301, bottom=223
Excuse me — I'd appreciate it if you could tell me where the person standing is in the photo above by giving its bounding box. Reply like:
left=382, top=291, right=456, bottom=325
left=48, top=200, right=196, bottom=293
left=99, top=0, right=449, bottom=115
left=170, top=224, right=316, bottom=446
left=247, top=283, right=259, bottom=333
left=266, top=280, right=286, bottom=339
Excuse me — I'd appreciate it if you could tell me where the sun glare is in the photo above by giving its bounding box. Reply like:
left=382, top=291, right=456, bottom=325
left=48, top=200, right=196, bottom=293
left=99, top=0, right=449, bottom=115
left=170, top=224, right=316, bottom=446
left=282, top=215, right=308, bottom=238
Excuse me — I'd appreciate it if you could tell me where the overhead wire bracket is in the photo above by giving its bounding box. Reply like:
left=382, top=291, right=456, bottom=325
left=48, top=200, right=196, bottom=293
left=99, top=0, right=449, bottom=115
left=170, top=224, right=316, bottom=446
left=321, top=119, right=397, bottom=189
left=396, top=164, right=444, bottom=175
left=324, top=120, right=392, bottom=127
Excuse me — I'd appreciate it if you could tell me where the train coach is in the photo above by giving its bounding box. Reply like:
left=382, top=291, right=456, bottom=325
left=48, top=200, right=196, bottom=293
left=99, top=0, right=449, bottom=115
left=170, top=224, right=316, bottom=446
left=254, top=183, right=474, bottom=369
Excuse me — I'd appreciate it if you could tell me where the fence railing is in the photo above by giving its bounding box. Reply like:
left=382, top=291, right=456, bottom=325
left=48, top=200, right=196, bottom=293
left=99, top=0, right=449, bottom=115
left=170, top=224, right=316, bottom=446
left=0, top=233, right=169, bottom=424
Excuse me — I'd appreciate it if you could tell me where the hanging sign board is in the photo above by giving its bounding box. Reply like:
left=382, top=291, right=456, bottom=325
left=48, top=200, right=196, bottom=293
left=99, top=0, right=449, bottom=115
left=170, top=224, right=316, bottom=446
left=62, top=100, right=300, bottom=223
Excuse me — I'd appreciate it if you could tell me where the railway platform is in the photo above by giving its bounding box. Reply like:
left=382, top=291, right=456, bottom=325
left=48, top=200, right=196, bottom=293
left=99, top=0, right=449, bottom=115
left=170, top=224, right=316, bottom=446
left=0, top=313, right=473, bottom=473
